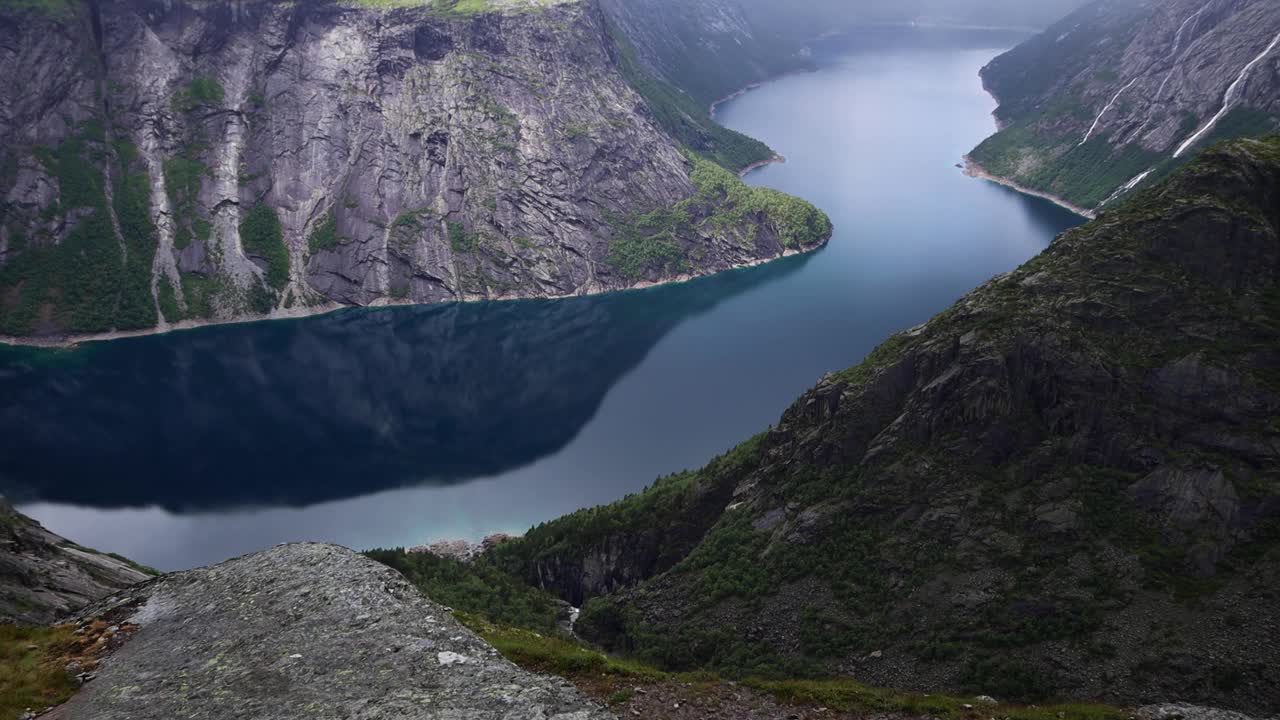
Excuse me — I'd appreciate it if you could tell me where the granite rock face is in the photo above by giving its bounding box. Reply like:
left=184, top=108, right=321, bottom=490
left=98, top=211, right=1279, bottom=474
left=0, top=0, right=827, bottom=339
left=0, top=497, right=153, bottom=624
left=58, top=543, right=612, bottom=720
left=970, top=0, right=1280, bottom=210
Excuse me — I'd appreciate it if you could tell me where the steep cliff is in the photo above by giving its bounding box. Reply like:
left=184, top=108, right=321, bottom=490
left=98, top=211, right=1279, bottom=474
left=0, top=0, right=828, bottom=340
left=597, top=0, right=806, bottom=110
left=0, top=496, right=153, bottom=624
left=969, top=0, right=1280, bottom=211
left=490, top=138, right=1280, bottom=710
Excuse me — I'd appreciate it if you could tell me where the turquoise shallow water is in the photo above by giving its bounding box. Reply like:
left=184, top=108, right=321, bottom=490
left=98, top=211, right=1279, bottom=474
left=3, top=28, right=1082, bottom=570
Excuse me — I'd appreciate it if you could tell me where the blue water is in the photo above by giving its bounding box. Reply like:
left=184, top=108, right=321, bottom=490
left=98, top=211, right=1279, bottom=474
left=2, top=28, right=1082, bottom=570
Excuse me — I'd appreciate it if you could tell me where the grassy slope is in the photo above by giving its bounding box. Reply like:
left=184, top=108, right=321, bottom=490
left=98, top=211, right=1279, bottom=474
left=602, top=154, right=831, bottom=280
left=364, top=559, right=1125, bottom=719
left=0, top=625, right=80, bottom=718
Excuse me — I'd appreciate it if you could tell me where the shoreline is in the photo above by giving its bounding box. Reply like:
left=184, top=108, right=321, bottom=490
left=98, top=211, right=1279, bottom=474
left=0, top=238, right=830, bottom=350
left=967, top=82, right=1095, bottom=220
left=738, top=153, right=786, bottom=178
left=962, top=156, right=1096, bottom=220
left=709, top=81, right=765, bottom=120
left=708, top=67, right=817, bottom=120
left=979, top=78, right=1009, bottom=132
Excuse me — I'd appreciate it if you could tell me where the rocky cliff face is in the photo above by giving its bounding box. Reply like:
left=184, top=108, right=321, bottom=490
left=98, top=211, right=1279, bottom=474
left=970, top=0, right=1280, bottom=210
left=0, top=0, right=828, bottom=340
left=0, top=496, right=153, bottom=624
left=55, top=543, right=610, bottom=719
left=597, top=0, right=805, bottom=109
left=491, top=138, right=1280, bottom=711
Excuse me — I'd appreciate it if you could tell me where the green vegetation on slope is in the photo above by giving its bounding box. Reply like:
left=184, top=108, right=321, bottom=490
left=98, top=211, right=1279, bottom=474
left=969, top=121, right=1162, bottom=209
left=164, top=152, right=209, bottom=251
left=0, top=123, right=158, bottom=335
left=686, top=153, right=830, bottom=248
left=365, top=549, right=564, bottom=634
left=0, top=625, right=79, bottom=718
left=604, top=207, right=688, bottom=280
left=603, top=154, right=830, bottom=280
left=971, top=3, right=1280, bottom=210
left=238, top=204, right=289, bottom=291
left=605, top=20, right=773, bottom=174
left=307, top=212, right=341, bottom=254
left=484, top=138, right=1280, bottom=705
left=489, top=435, right=764, bottom=586
left=443, top=612, right=1125, bottom=720
left=0, top=0, right=77, bottom=16
left=171, top=76, right=225, bottom=112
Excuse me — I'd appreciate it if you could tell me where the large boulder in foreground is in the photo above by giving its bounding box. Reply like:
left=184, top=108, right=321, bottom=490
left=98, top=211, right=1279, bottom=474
left=57, top=543, right=610, bottom=720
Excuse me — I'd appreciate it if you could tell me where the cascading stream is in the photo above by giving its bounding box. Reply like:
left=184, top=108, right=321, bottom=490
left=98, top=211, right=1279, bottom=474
left=1078, top=77, right=1140, bottom=146
left=1155, top=4, right=1209, bottom=98
left=1174, top=30, right=1280, bottom=158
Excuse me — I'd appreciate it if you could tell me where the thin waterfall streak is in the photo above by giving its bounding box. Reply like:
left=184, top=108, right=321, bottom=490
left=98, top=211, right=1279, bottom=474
left=1156, top=4, right=1209, bottom=98
left=1079, top=77, right=1140, bottom=147
left=1175, top=30, right=1280, bottom=158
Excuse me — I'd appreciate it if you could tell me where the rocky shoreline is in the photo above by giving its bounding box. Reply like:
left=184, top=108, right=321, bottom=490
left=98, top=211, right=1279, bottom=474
left=738, top=153, right=787, bottom=177
left=0, top=239, right=828, bottom=349
left=962, top=155, right=1097, bottom=219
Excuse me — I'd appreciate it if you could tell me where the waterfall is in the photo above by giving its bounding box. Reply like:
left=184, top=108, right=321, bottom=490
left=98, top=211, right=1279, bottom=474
left=1079, top=77, right=1140, bottom=146
left=1100, top=169, right=1156, bottom=207
left=1174, top=30, right=1280, bottom=158
left=1155, top=5, right=1209, bottom=98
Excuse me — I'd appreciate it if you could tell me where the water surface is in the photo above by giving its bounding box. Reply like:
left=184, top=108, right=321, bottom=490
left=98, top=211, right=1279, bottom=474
left=4, top=28, right=1083, bottom=570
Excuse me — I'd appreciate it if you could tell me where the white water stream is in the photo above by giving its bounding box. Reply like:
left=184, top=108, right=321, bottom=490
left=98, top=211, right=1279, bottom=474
left=1079, top=77, right=1140, bottom=146
left=1155, top=5, right=1209, bottom=98
left=1174, top=30, right=1280, bottom=158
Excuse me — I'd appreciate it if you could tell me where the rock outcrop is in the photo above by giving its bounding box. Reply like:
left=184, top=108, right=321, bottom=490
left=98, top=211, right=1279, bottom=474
left=56, top=543, right=610, bottom=719
left=970, top=0, right=1280, bottom=210
left=488, top=138, right=1280, bottom=711
left=0, top=0, right=828, bottom=341
left=0, top=496, right=153, bottom=624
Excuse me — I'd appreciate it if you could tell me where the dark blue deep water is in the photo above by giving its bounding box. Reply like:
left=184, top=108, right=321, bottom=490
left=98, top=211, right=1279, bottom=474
left=2, top=29, right=1082, bottom=570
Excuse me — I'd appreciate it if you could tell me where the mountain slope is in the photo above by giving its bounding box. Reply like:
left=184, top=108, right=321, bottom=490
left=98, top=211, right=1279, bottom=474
left=490, top=137, right=1280, bottom=711
left=969, top=0, right=1280, bottom=212
left=0, top=0, right=828, bottom=340
left=0, top=496, right=153, bottom=624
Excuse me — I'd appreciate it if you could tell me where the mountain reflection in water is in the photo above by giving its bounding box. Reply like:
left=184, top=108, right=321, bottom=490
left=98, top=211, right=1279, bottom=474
left=0, top=253, right=812, bottom=511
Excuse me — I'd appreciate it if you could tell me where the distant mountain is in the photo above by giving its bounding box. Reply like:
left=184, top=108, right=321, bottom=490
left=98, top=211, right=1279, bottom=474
left=969, top=0, right=1280, bottom=211
left=489, top=137, right=1280, bottom=710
